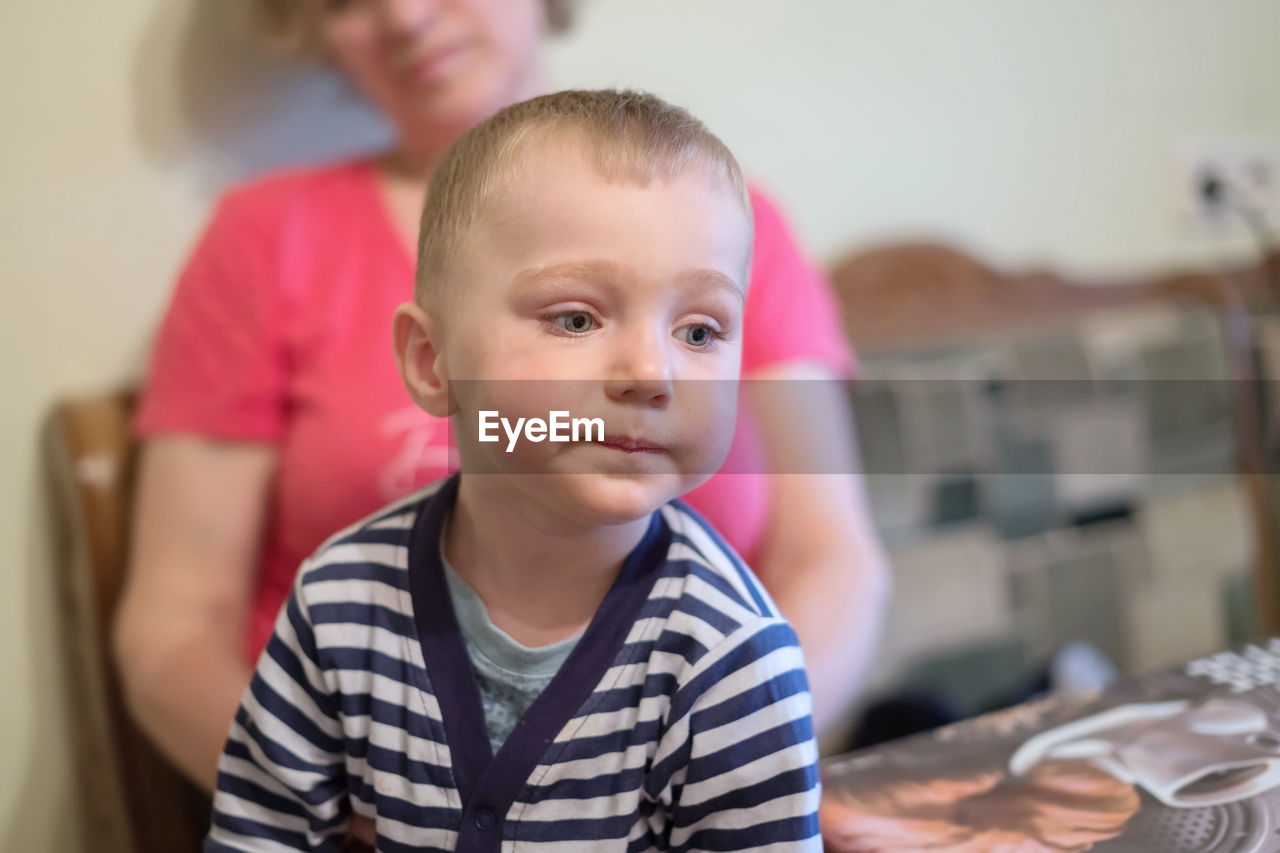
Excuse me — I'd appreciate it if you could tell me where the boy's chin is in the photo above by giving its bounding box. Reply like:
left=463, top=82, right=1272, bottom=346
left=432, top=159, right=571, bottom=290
left=554, top=473, right=687, bottom=525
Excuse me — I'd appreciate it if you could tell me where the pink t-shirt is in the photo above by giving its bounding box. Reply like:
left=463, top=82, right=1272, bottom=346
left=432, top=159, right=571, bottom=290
left=136, top=160, right=853, bottom=660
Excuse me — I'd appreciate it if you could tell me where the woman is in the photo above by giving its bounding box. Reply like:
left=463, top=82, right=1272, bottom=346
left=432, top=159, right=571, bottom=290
left=114, top=0, right=890, bottom=794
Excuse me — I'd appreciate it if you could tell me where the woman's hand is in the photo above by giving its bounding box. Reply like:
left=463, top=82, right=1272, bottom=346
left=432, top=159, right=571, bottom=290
left=820, top=761, right=1140, bottom=853
left=344, top=815, right=378, bottom=851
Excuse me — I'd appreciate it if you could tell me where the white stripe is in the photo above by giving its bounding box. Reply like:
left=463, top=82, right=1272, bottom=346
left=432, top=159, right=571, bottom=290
left=256, top=652, right=341, bottom=741
left=206, top=827, right=318, bottom=853
left=692, top=638, right=806, bottom=713
left=373, top=812, right=459, bottom=849
left=309, top=541, right=408, bottom=573
left=533, top=739, right=654, bottom=782
left=225, top=716, right=343, bottom=821
left=672, top=788, right=817, bottom=835
left=327, top=667, right=444, bottom=723
left=306, top=575, right=412, bottom=614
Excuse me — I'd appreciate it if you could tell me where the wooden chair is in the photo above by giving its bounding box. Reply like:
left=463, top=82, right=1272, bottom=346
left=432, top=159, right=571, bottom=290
left=45, top=390, right=209, bottom=853
left=829, top=242, right=1280, bottom=636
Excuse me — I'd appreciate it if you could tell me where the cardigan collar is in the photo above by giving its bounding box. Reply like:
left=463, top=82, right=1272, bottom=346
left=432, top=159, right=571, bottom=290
left=406, top=474, right=670, bottom=850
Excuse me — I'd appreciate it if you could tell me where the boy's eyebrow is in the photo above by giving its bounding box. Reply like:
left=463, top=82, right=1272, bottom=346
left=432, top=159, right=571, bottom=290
left=681, top=268, right=746, bottom=303
left=514, top=259, right=745, bottom=302
left=513, top=259, right=625, bottom=290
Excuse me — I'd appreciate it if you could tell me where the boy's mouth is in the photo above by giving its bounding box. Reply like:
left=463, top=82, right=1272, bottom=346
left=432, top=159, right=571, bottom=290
left=595, top=435, right=667, bottom=454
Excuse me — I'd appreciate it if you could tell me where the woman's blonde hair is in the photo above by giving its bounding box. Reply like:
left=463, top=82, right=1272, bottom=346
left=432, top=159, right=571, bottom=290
left=249, top=0, right=580, bottom=52
left=415, top=88, right=752, bottom=306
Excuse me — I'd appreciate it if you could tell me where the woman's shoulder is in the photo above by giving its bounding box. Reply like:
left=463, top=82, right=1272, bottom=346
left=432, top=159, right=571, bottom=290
left=744, top=181, right=801, bottom=249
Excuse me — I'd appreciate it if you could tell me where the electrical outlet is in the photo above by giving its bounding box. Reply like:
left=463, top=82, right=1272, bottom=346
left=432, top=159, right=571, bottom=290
left=1174, top=138, right=1278, bottom=228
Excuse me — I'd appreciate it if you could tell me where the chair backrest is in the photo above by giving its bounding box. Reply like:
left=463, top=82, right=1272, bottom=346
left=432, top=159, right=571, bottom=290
left=45, top=390, right=208, bottom=853
left=829, top=241, right=1181, bottom=350
left=829, top=241, right=1280, bottom=636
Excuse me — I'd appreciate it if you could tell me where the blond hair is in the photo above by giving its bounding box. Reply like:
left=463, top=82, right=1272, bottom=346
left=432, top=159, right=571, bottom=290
left=415, top=88, right=751, bottom=306
left=248, top=0, right=580, bottom=52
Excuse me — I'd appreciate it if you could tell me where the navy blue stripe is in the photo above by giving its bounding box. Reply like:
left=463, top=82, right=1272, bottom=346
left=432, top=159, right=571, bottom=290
left=671, top=814, right=819, bottom=852
left=512, top=813, right=638, bottom=842
left=230, top=708, right=342, bottom=783
left=667, top=622, right=798, bottom=725
left=586, top=671, right=679, bottom=715
left=207, top=811, right=316, bottom=851
left=359, top=741, right=453, bottom=788
left=533, top=716, right=661, bottom=767
left=321, top=644, right=424, bottom=678
left=286, top=592, right=322, bottom=673
left=305, top=560, right=407, bottom=587
left=680, top=559, right=757, bottom=613
left=692, top=668, right=809, bottom=733
left=309, top=601, right=417, bottom=637
left=522, top=764, right=645, bottom=801
left=669, top=500, right=772, bottom=615
left=247, top=673, right=343, bottom=756
left=215, top=771, right=309, bottom=821
left=634, top=587, right=683, bottom=615
left=266, top=601, right=338, bottom=722
left=332, top=692, right=442, bottom=745
left=686, top=718, right=813, bottom=786
left=626, top=833, right=661, bottom=852
left=647, top=628, right=711, bottom=669
left=645, top=733, right=692, bottom=802
left=670, top=595, right=742, bottom=637
left=376, top=836, right=454, bottom=853
left=346, top=781, right=459, bottom=829
left=673, top=765, right=818, bottom=827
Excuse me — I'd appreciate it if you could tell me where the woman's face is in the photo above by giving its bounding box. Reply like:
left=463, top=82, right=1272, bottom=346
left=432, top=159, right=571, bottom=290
left=307, top=0, right=547, bottom=151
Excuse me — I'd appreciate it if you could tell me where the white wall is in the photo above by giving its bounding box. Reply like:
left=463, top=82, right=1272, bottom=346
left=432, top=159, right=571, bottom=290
left=553, top=0, right=1280, bottom=271
left=3, top=1, right=1278, bottom=849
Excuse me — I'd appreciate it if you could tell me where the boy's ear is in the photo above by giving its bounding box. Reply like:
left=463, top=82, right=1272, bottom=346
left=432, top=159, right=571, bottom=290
left=392, top=302, right=457, bottom=418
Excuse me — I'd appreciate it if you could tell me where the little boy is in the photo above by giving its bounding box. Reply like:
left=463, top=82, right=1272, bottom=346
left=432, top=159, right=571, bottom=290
left=205, top=89, right=821, bottom=852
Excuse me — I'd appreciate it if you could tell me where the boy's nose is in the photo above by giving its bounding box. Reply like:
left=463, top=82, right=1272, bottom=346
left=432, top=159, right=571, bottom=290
left=604, top=331, right=673, bottom=407
left=377, top=0, right=440, bottom=37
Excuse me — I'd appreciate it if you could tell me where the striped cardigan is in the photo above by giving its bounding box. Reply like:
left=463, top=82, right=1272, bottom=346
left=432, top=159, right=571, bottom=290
left=206, top=474, right=821, bottom=852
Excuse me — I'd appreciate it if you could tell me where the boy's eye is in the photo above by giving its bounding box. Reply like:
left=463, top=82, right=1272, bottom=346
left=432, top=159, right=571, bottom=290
left=676, top=323, right=718, bottom=348
left=550, top=311, right=598, bottom=334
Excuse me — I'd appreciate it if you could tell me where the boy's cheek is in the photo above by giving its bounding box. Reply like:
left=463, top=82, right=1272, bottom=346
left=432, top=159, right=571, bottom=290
left=673, top=383, right=739, bottom=477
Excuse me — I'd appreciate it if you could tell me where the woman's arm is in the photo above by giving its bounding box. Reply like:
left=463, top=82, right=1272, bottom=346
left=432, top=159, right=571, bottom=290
left=112, top=436, right=278, bottom=790
left=205, top=573, right=350, bottom=851
left=747, top=362, right=892, bottom=741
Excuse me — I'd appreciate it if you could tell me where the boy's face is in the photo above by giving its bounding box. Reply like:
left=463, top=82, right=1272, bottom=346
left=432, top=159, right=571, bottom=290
left=424, top=136, right=752, bottom=525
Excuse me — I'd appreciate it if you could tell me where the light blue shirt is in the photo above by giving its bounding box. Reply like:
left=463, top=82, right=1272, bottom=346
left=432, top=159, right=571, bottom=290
left=440, top=553, right=583, bottom=755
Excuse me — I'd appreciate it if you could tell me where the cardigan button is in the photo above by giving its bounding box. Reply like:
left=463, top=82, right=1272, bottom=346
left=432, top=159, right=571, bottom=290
left=474, top=809, right=497, bottom=831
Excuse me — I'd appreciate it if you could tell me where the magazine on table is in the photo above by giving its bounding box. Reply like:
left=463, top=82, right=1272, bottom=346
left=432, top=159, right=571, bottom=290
left=821, top=639, right=1280, bottom=852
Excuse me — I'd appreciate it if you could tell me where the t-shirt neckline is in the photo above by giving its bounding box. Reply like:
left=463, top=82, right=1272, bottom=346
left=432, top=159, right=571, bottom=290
left=438, top=534, right=583, bottom=679
left=354, top=158, right=418, bottom=278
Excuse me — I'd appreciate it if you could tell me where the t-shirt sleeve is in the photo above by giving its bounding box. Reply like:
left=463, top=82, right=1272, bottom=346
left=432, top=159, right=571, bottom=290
left=654, top=620, right=823, bottom=851
left=741, top=187, right=857, bottom=379
left=135, top=192, right=288, bottom=441
left=205, top=570, right=349, bottom=851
